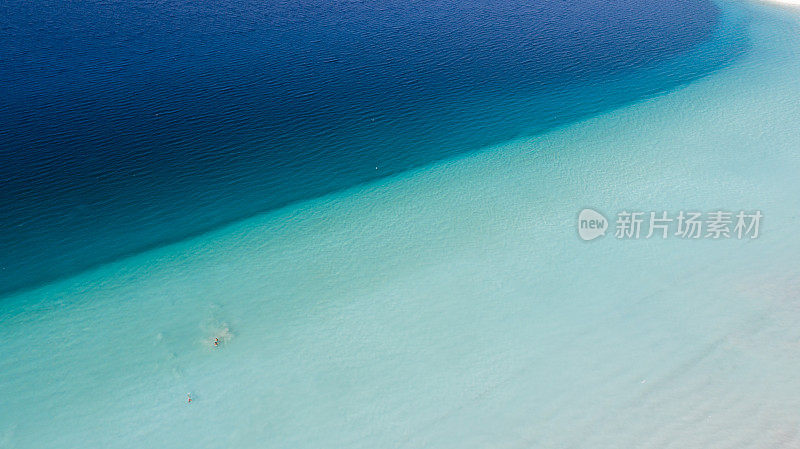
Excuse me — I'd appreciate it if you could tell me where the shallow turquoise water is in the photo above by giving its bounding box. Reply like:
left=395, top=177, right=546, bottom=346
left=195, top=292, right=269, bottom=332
left=0, top=0, right=738, bottom=295
left=2, top=1, right=800, bottom=448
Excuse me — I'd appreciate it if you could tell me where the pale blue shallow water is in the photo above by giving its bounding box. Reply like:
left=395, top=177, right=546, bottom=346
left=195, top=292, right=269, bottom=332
left=3, top=1, right=800, bottom=448
left=0, top=0, right=741, bottom=295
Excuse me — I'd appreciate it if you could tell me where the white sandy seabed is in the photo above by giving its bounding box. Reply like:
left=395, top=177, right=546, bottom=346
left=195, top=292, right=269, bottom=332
left=764, top=0, right=800, bottom=7
left=2, top=2, right=800, bottom=449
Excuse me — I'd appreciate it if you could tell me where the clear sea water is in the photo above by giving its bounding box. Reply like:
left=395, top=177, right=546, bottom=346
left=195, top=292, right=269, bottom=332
left=3, top=0, right=800, bottom=448
left=1, top=0, right=741, bottom=295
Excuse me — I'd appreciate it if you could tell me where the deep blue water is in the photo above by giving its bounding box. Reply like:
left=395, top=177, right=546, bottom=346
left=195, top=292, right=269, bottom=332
left=0, top=0, right=746, bottom=296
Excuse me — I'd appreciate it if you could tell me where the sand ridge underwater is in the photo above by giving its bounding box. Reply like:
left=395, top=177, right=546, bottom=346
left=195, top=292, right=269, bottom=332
left=2, top=1, right=800, bottom=448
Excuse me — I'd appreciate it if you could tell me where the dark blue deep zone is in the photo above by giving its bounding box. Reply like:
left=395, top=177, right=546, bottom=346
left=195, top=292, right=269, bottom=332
left=0, top=0, right=744, bottom=295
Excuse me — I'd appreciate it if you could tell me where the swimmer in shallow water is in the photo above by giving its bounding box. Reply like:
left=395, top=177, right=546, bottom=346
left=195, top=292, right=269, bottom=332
left=187, top=393, right=192, bottom=403
left=214, top=337, right=219, bottom=347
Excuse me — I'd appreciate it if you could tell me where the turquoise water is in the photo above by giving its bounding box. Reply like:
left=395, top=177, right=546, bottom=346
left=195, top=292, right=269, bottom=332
left=3, top=1, right=800, bottom=448
left=0, top=0, right=738, bottom=295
